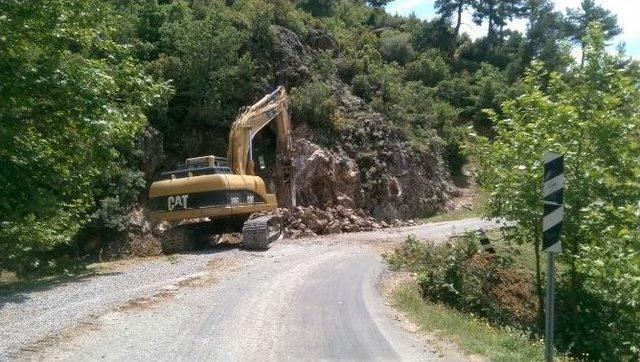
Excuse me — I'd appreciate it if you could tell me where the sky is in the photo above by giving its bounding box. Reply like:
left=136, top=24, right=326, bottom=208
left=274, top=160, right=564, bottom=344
left=385, top=0, right=640, bottom=58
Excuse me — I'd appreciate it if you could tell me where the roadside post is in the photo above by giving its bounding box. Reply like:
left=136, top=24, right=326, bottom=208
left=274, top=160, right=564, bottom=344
left=542, top=151, right=564, bottom=361
left=476, top=229, right=496, bottom=253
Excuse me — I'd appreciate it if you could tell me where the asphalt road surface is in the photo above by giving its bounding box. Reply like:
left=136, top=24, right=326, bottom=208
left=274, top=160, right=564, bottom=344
left=0, top=218, right=499, bottom=361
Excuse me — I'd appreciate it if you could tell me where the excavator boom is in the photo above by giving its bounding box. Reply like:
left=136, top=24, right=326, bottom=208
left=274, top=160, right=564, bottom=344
left=227, top=86, right=295, bottom=207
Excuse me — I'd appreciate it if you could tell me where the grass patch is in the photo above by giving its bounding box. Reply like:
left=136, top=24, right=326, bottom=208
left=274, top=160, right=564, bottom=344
left=424, top=191, right=487, bottom=223
left=166, top=254, right=180, bottom=265
left=392, top=280, right=545, bottom=361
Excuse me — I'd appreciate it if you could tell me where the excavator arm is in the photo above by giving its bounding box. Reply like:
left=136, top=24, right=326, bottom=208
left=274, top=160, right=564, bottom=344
left=227, top=86, right=296, bottom=207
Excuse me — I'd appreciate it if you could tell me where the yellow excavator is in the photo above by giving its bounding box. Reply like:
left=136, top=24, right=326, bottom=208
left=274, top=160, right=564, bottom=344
left=148, top=86, right=296, bottom=252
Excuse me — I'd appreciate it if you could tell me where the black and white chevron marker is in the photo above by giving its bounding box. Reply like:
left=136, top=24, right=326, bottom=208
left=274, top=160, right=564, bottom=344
left=477, top=230, right=496, bottom=253
left=543, top=151, right=564, bottom=253
left=543, top=151, right=564, bottom=362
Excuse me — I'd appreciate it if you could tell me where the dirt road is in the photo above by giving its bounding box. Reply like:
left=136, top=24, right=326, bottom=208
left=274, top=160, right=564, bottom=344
left=0, top=218, right=499, bottom=361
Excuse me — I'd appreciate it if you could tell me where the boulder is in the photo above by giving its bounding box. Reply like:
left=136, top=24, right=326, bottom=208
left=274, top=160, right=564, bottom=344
left=260, top=204, right=419, bottom=239
left=293, top=139, right=364, bottom=209
left=308, top=28, right=339, bottom=54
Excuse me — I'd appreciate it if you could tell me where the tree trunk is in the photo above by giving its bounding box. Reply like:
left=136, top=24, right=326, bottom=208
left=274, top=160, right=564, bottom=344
left=569, top=237, right=580, bottom=349
left=454, top=4, right=463, bottom=38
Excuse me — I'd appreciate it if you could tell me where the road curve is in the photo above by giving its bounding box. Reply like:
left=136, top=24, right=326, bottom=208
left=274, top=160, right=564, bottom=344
left=2, top=218, right=498, bottom=361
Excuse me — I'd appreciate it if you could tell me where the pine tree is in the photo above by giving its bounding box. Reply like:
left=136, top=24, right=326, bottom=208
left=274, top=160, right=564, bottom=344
left=434, top=0, right=472, bottom=38
left=471, top=0, right=526, bottom=44
left=565, top=0, right=621, bottom=66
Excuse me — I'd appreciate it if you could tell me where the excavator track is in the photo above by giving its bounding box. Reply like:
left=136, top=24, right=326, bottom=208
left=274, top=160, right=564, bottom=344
left=242, top=215, right=283, bottom=250
left=160, top=227, right=194, bottom=254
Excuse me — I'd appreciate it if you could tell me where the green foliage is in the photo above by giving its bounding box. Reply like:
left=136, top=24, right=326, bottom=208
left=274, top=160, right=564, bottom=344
left=404, top=51, right=450, bottom=86
left=471, top=0, right=527, bottom=41
left=290, top=82, right=337, bottom=132
left=387, top=234, right=536, bottom=329
left=379, top=32, right=416, bottom=65
left=142, top=0, right=267, bottom=158
left=523, top=0, right=572, bottom=73
left=366, top=0, right=391, bottom=8
left=0, top=0, right=169, bottom=275
left=467, top=63, right=515, bottom=132
left=565, top=0, right=621, bottom=52
left=351, top=74, right=376, bottom=102
left=474, top=25, right=640, bottom=359
left=272, top=0, right=313, bottom=38
left=411, top=18, right=456, bottom=53
left=311, top=51, right=336, bottom=79
left=296, top=0, right=337, bottom=17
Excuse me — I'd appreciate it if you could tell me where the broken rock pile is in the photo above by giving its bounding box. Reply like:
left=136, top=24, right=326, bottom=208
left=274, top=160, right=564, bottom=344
left=268, top=206, right=417, bottom=238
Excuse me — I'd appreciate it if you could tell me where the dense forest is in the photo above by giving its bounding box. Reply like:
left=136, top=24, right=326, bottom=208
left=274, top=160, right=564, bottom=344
left=1, top=0, right=639, bottom=358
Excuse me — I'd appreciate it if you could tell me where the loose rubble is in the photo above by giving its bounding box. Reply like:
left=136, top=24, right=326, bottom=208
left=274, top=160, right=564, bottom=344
left=103, top=206, right=162, bottom=259
left=255, top=206, right=417, bottom=239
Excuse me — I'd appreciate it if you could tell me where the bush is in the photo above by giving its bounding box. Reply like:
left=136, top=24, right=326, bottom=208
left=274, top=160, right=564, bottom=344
left=351, top=74, right=376, bottom=101
left=411, top=18, right=456, bottom=53
left=296, top=0, right=337, bottom=17
left=405, top=52, right=450, bottom=86
left=311, top=50, right=336, bottom=79
left=272, top=0, right=311, bottom=38
left=387, top=234, right=538, bottom=329
left=290, top=82, right=337, bottom=132
left=379, top=32, right=415, bottom=65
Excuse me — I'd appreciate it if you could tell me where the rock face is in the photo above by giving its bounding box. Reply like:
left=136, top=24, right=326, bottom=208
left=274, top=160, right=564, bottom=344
left=308, top=28, right=339, bottom=54
left=293, top=139, right=364, bottom=209
left=345, top=114, right=451, bottom=220
left=287, top=83, right=451, bottom=220
left=136, top=125, right=165, bottom=178
left=358, top=90, right=447, bottom=218
left=270, top=25, right=310, bottom=87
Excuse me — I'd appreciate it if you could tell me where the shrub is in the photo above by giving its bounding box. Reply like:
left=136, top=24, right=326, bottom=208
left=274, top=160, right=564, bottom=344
left=290, top=82, right=337, bottom=132
left=379, top=32, right=415, bottom=65
left=311, top=50, right=336, bottom=79
left=272, top=0, right=311, bottom=38
left=387, top=234, right=538, bottom=329
left=411, top=18, right=456, bottom=53
left=351, top=74, right=376, bottom=101
left=405, top=52, right=451, bottom=86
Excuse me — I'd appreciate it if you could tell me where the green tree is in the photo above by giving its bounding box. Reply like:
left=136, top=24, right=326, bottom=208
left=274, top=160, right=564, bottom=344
left=523, top=0, right=571, bottom=72
left=366, top=0, right=392, bottom=8
left=434, top=0, right=473, bottom=38
left=474, top=25, right=640, bottom=358
left=411, top=19, right=456, bottom=54
left=296, top=0, right=336, bottom=17
left=0, top=0, right=169, bottom=274
left=472, top=0, right=526, bottom=44
left=565, top=0, right=621, bottom=66
left=152, top=0, right=263, bottom=158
